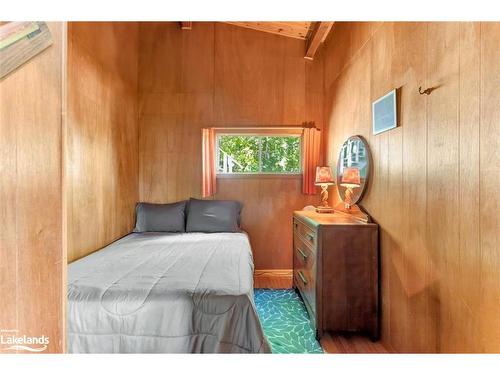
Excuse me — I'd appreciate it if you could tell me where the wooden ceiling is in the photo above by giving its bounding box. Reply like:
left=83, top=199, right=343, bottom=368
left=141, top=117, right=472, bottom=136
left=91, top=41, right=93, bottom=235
left=224, top=22, right=334, bottom=60
left=178, top=22, right=334, bottom=60
left=225, top=22, right=313, bottom=40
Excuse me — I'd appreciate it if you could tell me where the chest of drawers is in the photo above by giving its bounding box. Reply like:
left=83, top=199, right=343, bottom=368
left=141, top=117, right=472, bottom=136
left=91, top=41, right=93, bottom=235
left=293, top=210, right=379, bottom=340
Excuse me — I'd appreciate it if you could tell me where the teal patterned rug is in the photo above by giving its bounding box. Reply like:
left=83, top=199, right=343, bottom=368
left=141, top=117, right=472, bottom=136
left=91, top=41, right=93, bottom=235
left=254, top=289, right=323, bottom=354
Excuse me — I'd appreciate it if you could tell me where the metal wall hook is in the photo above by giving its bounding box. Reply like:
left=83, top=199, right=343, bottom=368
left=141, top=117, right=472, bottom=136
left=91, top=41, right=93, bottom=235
left=419, top=86, right=432, bottom=95
left=419, top=86, right=439, bottom=95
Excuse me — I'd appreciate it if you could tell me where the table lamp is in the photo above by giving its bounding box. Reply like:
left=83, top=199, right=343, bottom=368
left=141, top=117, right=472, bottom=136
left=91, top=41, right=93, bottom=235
left=315, top=166, right=335, bottom=213
left=340, top=167, right=361, bottom=208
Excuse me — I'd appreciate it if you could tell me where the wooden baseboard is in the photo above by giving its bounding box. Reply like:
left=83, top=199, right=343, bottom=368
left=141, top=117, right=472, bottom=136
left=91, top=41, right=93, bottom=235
left=254, top=269, right=293, bottom=289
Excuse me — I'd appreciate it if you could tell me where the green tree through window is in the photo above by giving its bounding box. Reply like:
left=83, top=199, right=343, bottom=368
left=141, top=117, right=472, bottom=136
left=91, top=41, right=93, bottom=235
left=217, top=135, right=301, bottom=174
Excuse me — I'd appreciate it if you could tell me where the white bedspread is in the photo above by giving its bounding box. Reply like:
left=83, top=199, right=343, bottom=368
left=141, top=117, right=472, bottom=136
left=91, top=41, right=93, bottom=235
left=67, top=232, right=270, bottom=353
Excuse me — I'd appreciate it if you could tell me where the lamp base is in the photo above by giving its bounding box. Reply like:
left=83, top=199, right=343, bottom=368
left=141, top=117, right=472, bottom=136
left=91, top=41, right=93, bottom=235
left=316, top=184, right=333, bottom=213
left=315, top=206, right=334, bottom=214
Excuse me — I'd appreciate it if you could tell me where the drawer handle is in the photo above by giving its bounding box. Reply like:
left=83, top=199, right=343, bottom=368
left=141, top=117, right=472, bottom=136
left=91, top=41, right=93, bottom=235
left=298, top=271, right=308, bottom=285
left=307, top=234, right=314, bottom=242
left=297, top=248, right=308, bottom=261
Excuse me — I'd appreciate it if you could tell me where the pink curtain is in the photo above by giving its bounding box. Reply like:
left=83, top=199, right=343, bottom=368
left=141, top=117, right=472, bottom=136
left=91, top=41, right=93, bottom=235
left=302, top=128, right=321, bottom=195
left=202, top=128, right=217, bottom=197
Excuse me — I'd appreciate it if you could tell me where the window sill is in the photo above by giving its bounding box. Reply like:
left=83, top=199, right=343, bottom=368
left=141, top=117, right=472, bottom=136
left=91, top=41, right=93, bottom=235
left=216, top=173, right=302, bottom=180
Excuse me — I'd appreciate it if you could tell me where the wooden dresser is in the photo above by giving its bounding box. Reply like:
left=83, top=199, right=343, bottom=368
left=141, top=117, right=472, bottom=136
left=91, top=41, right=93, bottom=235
left=293, top=210, right=379, bottom=340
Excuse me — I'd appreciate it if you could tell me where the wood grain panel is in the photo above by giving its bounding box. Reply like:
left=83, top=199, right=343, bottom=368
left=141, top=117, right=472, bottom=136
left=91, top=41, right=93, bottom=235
left=322, top=21, right=500, bottom=353
left=397, top=22, right=429, bottom=353
left=217, top=177, right=316, bottom=269
left=426, top=22, right=460, bottom=353
left=138, top=22, right=321, bottom=270
left=66, top=22, right=139, bottom=262
left=370, top=22, right=408, bottom=352
left=479, top=22, right=500, bottom=351
left=456, top=22, right=481, bottom=352
left=0, top=34, right=19, bottom=337
left=0, top=22, right=65, bottom=353
left=214, top=23, right=306, bottom=125
left=306, top=51, right=325, bottom=158
left=138, top=22, right=214, bottom=203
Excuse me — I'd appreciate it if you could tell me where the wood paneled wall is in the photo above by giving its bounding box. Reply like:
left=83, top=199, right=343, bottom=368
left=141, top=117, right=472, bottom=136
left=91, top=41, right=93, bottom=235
left=322, top=22, right=500, bottom=353
left=66, top=22, right=139, bottom=263
left=0, top=22, right=65, bottom=353
left=138, top=22, right=322, bottom=269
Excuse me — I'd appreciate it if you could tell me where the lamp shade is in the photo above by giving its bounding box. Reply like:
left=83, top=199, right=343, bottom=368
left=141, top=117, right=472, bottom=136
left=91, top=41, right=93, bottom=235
left=315, top=166, right=334, bottom=185
left=340, top=167, right=361, bottom=187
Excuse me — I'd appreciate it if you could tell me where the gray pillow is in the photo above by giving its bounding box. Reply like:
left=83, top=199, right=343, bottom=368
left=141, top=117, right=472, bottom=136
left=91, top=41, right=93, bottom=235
left=186, top=198, right=242, bottom=233
left=133, top=201, right=186, bottom=233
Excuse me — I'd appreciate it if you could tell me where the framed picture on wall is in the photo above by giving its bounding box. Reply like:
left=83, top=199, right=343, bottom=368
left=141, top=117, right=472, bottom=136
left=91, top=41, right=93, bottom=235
left=0, top=22, right=53, bottom=79
left=372, top=89, right=397, bottom=135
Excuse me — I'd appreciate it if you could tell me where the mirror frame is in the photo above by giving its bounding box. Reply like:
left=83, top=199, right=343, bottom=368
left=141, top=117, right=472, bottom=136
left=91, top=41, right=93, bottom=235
left=336, top=135, right=371, bottom=206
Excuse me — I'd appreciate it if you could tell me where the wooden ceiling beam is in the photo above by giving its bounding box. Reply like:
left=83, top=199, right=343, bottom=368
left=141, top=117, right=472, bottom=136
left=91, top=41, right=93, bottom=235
left=225, top=22, right=312, bottom=40
left=304, top=21, right=334, bottom=60
left=179, top=22, right=192, bottom=30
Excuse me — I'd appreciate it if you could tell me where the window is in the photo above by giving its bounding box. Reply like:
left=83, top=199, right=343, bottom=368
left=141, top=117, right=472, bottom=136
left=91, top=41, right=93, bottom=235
left=216, top=134, right=302, bottom=174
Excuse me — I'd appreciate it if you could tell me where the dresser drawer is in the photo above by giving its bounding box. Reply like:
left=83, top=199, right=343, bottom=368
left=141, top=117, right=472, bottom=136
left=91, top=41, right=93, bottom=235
left=294, top=233, right=316, bottom=262
left=293, top=241, right=316, bottom=314
left=298, top=268, right=316, bottom=312
left=294, top=268, right=316, bottom=326
left=293, top=218, right=317, bottom=323
left=293, top=218, right=317, bottom=248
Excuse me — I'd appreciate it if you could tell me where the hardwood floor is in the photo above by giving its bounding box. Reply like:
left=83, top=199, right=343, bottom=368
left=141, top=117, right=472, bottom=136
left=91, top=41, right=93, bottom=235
left=321, top=333, right=391, bottom=354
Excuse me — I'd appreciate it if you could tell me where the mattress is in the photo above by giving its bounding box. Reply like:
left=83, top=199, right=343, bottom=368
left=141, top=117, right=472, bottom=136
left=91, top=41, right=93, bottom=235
left=67, top=232, right=271, bottom=353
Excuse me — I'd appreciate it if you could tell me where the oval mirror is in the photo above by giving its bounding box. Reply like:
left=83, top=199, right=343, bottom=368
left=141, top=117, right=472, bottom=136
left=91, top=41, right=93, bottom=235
left=336, top=135, right=371, bottom=207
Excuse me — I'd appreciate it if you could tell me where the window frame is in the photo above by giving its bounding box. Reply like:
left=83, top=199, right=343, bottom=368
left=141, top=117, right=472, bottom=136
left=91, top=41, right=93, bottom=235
left=215, top=131, right=303, bottom=177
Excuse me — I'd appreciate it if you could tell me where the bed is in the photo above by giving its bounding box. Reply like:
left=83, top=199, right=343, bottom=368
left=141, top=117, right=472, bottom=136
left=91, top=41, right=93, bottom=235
left=67, top=231, right=271, bottom=353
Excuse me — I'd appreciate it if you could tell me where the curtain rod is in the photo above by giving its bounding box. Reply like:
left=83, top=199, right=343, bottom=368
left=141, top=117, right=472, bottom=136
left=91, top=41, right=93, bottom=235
left=210, top=125, right=320, bottom=131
